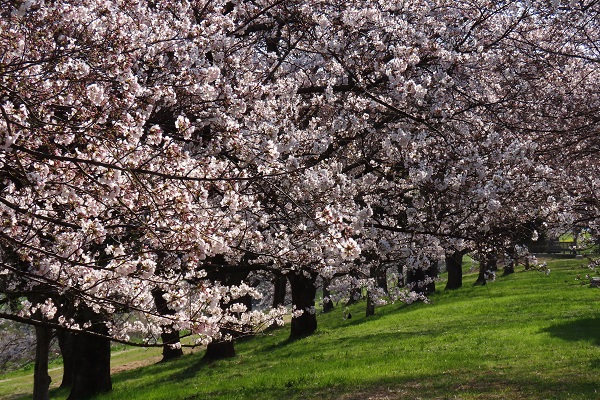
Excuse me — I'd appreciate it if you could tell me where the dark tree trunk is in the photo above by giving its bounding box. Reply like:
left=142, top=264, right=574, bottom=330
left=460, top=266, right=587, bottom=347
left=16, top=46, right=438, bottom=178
left=288, top=269, right=318, bottom=339
left=445, top=251, right=464, bottom=290
left=488, top=256, right=498, bottom=271
left=322, top=278, right=334, bottom=313
left=272, top=273, right=287, bottom=308
left=202, top=337, right=236, bottom=361
left=365, top=291, right=375, bottom=317
left=240, top=292, right=253, bottom=312
left=152, top=254, right=184, bottom=361
left=406, top=267, right=422, bottom=291
left=474, top=256, right=496, bottom=286
left=407, top=263, right=437, bottom=295
left=201, top=269, right=251, bottom=361
left=159, top=328, right=183, bottom=361
left=503, top=260, right=515, bottom=276
left=57, top=330, right=75, bottom=388
left=345, top=287, right=361, bottom=305
left=429, top=261, right=439, bottom=293
left=33, top=325, right=53, bottom=400
left=344, top=269, right=362, bottom=306
left=366, top=265, right=388, bottom=317
left=152, top=289, right=183, bottom=361
left=376, top=271, right=388, bottom=293
left=473, top=266, right=486, bottom=286
left=474, top=263, right=487, bottom=286
left=67, top=324, right=112, bottom=400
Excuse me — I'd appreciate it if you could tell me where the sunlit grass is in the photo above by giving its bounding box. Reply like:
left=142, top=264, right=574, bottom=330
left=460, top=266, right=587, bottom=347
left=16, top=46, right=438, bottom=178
left=2, top=258, right=599, bottom=399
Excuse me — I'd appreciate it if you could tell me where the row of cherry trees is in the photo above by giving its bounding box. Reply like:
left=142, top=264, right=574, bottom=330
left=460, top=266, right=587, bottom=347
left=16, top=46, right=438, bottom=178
left=1, top=0, right=599, bottom=399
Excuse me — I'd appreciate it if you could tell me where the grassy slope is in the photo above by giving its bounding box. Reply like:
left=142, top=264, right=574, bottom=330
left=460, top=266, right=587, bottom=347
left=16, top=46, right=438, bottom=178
left=2, top=258, right=600, bottom=400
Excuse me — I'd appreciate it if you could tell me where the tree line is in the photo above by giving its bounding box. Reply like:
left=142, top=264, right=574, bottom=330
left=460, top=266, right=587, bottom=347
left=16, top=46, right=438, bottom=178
left=1, top=0, right=599, bottom=398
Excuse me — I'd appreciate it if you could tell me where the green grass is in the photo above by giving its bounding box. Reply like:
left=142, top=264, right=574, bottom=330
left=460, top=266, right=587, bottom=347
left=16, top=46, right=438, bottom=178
left=2, top=258, right=600, bottom=399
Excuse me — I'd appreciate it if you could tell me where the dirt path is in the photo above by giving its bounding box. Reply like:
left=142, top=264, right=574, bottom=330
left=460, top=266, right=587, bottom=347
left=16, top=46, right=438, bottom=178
left=110, top=354, right=163, bottom=374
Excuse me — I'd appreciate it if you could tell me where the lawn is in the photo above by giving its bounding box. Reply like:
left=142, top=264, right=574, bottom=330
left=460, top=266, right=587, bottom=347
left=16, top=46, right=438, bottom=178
left=1, top=258, right=599, bottom=399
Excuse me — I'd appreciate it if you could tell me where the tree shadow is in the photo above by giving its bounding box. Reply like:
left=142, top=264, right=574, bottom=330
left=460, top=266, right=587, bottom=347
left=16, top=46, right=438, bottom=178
left=590, top=358, right=600, bottom=369
left=252, top=332, right=333, bottom=357
left=170, top=357, right=210, bottom=380
left=542, top=317, right=600, bottom=346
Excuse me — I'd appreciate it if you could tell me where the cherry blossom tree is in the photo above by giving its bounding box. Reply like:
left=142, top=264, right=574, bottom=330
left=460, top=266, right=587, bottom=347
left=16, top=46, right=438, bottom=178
left=2, top=0, right=599, bottom=398
left=0, top=0, right=287, bottom=397
left=237, top=0, right=599, bottom=313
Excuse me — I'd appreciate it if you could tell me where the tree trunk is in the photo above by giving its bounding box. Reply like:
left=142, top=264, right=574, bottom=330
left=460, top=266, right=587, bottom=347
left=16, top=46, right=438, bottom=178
left=474, top=256, right=496, bottom=286
left=406, top=267, right=422, bottom=291
left=445, top=251, right=464, bottom=290
left=201, top=269, right=251, bottom=361
left=288, top=269, right=317, bottom=339
left=428, top=261, right=438, bottom=293
left=376, top=270, right=388, bottom=293
left=272, top=273, right=287, bottom=308
left=407, top=263, right=436, bottom=295
left=474, top=263, right=487, bottom=286
left=365, top=291, right=375, bottom=317
left=202, top=338, right=236, bottom=361
left=57, top=330, right=75, bottom=388
left=159, top=328, right=183, bottom=361
left=67, top=325, right=112, bottom=400
left=366, top=265, right=387, bottom=317
left=33, top=325, right=53, bottom=400
left=396, top=263, right=406, bottom=288
left=345, top=287, right=361, bottom=305
left=503, top=260, right=515, bottom=276
left=152, top=289, right=183, bottom=361
left=488, top=256, right=498, bottom=271
left=322, top=278, right=334, bottom=313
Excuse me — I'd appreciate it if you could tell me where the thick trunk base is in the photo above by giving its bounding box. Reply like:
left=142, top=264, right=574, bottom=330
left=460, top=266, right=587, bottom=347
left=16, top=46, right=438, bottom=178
left=445, top=251, right=464, bottom=290
left=33, top=326, right=53, bottom=400
left=272, top=274, right=287, bottom=308
left=152, top=289, right=184, bottom=361
left=474, top=257, right=497, bottom=286
left=288, top=270, right=317, bottom=339
left=202, top=340, right=235, bottom=361
left=365, top=292, right=375, bottom=317
left=503, top=262, right=515, bottom=276
left=67, top=330, right=111, bottom=400
left=160, top=328, right=183, bottom=361
left=376, top=273, right=388, bottom=294
left=473, top=272, right=487, bottom=286
left=407, top=265, right=436, bottom=295
left=57, top=331, right=75, bottom=388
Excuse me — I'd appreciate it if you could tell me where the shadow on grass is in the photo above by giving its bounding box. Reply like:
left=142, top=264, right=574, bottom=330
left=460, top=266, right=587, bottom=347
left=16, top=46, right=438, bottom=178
left=171, top=357, right=215, bottom=381
left=249, top=332, right=313, bottom=356
left=334, top=373, right=600, bottom=400
left=108, top=351, right=202, bottom=389
left=542, top=317, right=600, bottom=346
left=590, top=358, right=600, bottom=369
left=180, top=370, right=600, bottom=400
